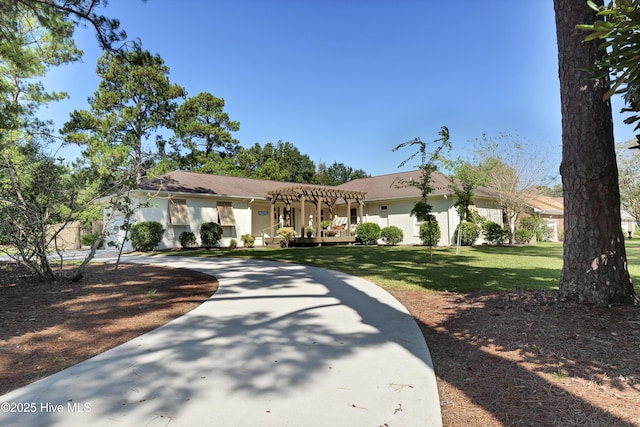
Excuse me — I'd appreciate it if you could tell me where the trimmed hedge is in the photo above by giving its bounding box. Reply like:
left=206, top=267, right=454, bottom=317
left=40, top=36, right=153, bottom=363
left=482, top=221, right=511, bottom=245
left=381, top=226, right=403, bottom=246
left=130, top=221, right=165, bottom=251
left=356, top=222, right=381, bottom=245
left=179, top=231, right=197, bottom=249
left=200, top=222, right=223, bottom=248
left=454, top=221, right=480, bottom=246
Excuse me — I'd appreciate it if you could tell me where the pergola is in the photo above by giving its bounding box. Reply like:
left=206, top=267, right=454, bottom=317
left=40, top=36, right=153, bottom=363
left=266, top=185, right=367, bottom=239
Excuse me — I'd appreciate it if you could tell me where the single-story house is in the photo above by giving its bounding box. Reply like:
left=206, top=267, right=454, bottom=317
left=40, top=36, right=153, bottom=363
left=525, top=195, right=636, bottom=241
left=103, top=169, right=504, bottom=250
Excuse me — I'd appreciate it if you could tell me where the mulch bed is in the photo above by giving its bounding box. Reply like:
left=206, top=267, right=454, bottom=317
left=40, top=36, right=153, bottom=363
left=390, top=289, right=640, bottom=426
left=0, top=262, right=218, bottom=396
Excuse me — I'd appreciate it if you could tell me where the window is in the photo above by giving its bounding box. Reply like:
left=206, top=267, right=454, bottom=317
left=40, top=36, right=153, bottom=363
left=380, top=205, right=388, bottom=212
left=350, top=208, right=358, bottom=225
left=217, top=201, right=236, bottom=226
left=169, top=199, right=189, bottom=225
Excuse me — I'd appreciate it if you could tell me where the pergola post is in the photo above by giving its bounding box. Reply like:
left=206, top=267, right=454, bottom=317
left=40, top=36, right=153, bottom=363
left=346, top=200, right=352, bottom=235
left=300, top=195, right=306, bottom=236
left=316, top=199, right=322, bottom=237
left=269, top=201, right=275, bottom=244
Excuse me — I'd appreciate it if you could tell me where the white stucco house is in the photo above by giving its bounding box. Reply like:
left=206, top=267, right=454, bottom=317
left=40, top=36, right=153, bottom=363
left=103, top=169, right=504, bottom=250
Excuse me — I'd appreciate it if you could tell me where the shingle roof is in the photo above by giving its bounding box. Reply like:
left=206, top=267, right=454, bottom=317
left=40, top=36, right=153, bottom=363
left=527, top=195, right=564, bottom=215
left=138, top=169, right=497, bottom=202
left=338, top=170, right=497, bottom=201
left=138, top=170, right=299, bottom=199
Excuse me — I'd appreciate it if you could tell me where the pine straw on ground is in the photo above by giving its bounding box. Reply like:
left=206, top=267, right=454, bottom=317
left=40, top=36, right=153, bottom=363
left=1, top=262, right=639, bottom=426
left=0, top=262, right=218, bottom=396
left=390, top=289, right=640, bottom=427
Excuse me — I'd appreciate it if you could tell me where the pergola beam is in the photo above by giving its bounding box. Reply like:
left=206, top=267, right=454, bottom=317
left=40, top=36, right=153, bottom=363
left=267, top=185, right=367, bottom=240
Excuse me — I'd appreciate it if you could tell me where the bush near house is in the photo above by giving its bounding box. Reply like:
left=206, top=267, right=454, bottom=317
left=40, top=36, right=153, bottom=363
left=200, top=222, right=223, bottom=248
left=519, top=215, right=554, bottom=242
left=514, top=228, right=534, bottom=244
left=179, top=231, right=197, bottom=249
left=356, top=222, right=381, bottom=245
left=482, top=221, right=511, bottom=245
left=277, top=227, right=296, bottom=247
left=81, top=232, right=101, bottom=247
left=454, top=221, right=480, bottom=246
left=419, top=217, right=441, bottom=246
left=381, top=226, right=403, bottom=246
left=130, top=221, right=165, bottom=251
left=241, top=233, right=255, bottom=248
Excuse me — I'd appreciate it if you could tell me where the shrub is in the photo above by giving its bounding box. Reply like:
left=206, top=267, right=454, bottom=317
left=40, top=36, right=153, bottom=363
left=482, top=221, right=510, bottom=245
left=200, top=222, right=223, bottom=248
left=179, top=231, right=197, bottom=249
left=229, top=239, right=238, bottom=249
left=241, top=233, right=255, bottom=248
left=419, top=216, right=441, bottom=246
left=81, top=232, right=101, bottom=247
left=130, top=221, right=165, bottom=251
left=514, top=228, right=534, bottom=244
left=380, top=226, right=403, bottom=246
left=277, top=227, right=296, bottom=247
left=519, top=214, right=553, bottom=242
left=453, top=221, right=480, bottom=246
left=356, top=222, right=381, bottom=245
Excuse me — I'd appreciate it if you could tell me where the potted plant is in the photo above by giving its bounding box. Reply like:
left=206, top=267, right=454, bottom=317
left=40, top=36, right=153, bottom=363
left=304, top=225, right=314, bottom=238
left=321, top=220, right=333, bottom=229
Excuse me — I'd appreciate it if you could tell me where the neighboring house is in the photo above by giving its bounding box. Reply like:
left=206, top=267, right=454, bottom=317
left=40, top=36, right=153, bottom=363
left=524, top=195, right=636, bottom=241
left=524, top=195, right=564, bottom=241
left=103, top=169, right=504, bottom=250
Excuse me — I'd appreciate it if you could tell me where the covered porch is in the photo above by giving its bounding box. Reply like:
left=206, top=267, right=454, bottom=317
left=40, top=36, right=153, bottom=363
left=264, top=185, right=367, bottom=246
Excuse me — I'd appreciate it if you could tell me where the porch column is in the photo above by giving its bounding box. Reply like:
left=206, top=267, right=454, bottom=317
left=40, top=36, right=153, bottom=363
left=359, top=201, right=364, bottom=226
left=300, top=195, right=305, bottom=236
left=270, top=201, right=275, bottom=244
left=346, top=200, right=352, bottom=236
left=316, top=199, right=322, bottom=237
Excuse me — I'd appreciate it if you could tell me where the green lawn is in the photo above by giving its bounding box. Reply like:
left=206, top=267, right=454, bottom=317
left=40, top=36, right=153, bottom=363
left=164, top=240, right=640, bottom=293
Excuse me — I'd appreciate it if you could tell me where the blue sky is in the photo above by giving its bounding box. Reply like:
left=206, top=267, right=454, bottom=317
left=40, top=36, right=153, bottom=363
left=40, top=0, right=636, bottom=178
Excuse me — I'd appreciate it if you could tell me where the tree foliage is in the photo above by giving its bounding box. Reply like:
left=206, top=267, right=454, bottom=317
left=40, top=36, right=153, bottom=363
left=162, top=91, right=240, bottom=172
left=63, top=45, right=186, bottom=184
left=2, top=0, right=127, bottom=53
left=393, top=126, right=451, bottom=261
left=393, top=126, right=452, bottom=221
left=0, top=4, right=93, bottom=280
left=472, top=133, right=551, bottom=243
left=446, top=160, right=489, bottom=222
left=313, top=161, right=369, bottom=186
left=578, top=0, right=640, bottom=143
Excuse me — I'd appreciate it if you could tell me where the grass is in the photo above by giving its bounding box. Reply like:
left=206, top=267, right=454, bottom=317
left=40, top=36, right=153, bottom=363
left=161, top=239, right=640, bottom=293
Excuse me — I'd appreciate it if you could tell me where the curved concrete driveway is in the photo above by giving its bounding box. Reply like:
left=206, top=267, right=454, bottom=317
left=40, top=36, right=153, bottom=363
left=0, top=256, right=442, bottom=427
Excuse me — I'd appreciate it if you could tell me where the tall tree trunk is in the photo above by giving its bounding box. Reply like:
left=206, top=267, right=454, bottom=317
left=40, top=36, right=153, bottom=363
left=554, top=0, right=636, bottom=304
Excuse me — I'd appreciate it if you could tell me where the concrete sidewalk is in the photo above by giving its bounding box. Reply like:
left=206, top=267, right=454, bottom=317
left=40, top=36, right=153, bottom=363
left=0, top=256, right=442, bottom=426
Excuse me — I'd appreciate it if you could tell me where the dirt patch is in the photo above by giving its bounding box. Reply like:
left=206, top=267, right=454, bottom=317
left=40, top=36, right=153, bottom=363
left=0, top=262, right=218, bottom=396
left=390, top=289, right=640, bottom=427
